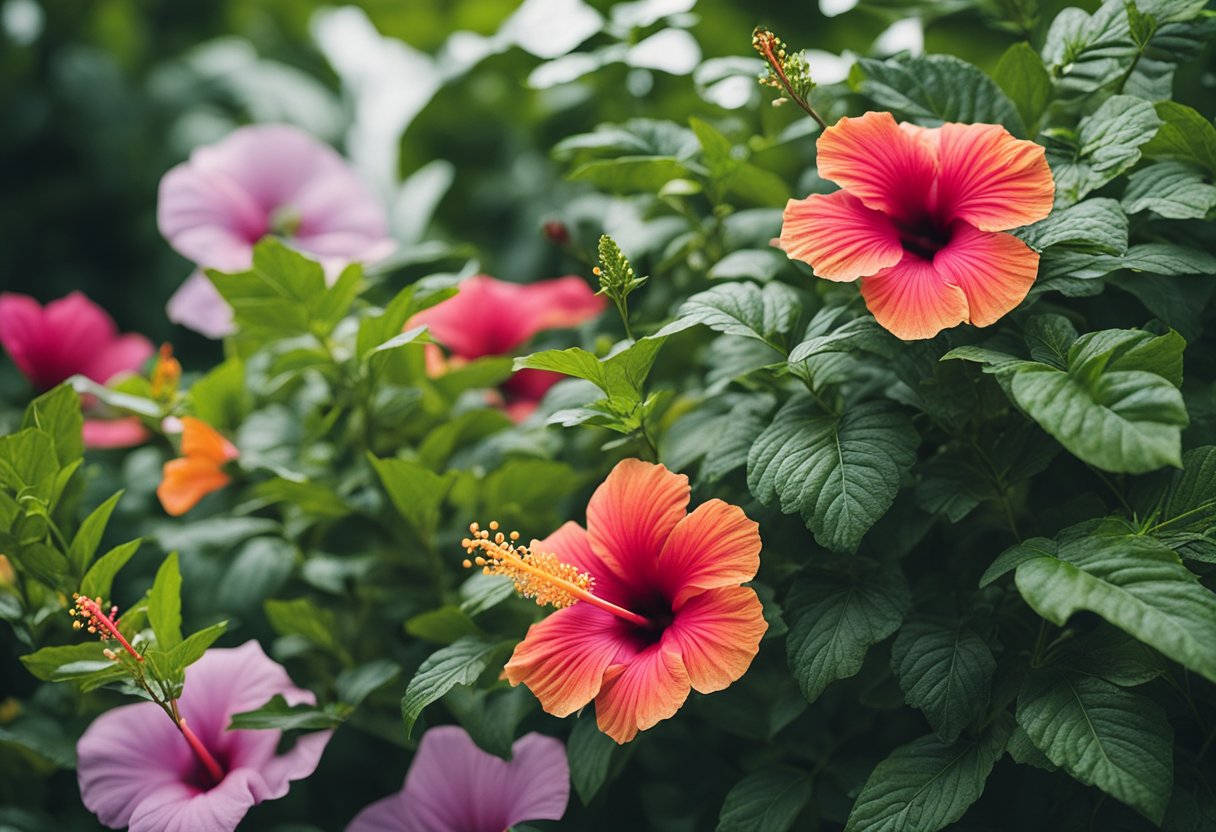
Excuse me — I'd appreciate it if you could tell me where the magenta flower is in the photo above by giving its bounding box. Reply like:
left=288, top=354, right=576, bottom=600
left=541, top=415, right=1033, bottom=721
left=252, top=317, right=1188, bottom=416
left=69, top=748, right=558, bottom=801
left=158, top=124, right=396, bottom=337
left=77, top=641, right=332, bottom=832
left=411, top=274, right=606, bottom=420
left=0, top=291, right=154, bottom=449
left=347, top=726, right=569, bottom=832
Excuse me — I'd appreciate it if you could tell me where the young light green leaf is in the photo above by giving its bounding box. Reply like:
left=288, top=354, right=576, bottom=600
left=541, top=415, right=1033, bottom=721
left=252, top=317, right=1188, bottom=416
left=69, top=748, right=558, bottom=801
left=148, top=553, right=182, bottom=650
left=1014, top=532, right=1216, bottom=683
left=716, top=767, right=812, bottom=832
left=1017, top=672, right=1172, bottom=822
left=748, top=397, right=918, bottom=552
left=22, top=385, right=84, bottom=468
left=368, top=455, right=454, bottom=541
left=79, top=539, right=141, bottom=601
left=785, top=563, right=910, bottom=702
left=844, top=718, right=1011, bottom=832
left=400, top=636, right=513, bottom=737
left=230, top=694, right=348, bottom=731
left=67, top=491, right=123, bottom=576
left=890, top=620, right=996, bottom=742
left=1142, top=101, right=1216, bottom=173
left=993, top=42, right=1052, bottom=131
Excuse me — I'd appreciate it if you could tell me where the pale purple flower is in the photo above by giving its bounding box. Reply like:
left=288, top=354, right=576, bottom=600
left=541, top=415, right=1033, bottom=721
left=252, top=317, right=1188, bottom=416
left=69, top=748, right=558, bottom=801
left=347, top=726, right=569, bottom=832
left=158, top=124, right=396, bottom=337
left=77, top=641, right=332, bottom=832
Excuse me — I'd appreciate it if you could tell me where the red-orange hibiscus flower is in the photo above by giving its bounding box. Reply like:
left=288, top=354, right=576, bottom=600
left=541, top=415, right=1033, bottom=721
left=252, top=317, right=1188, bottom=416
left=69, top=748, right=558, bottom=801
left=411, top=275, right=605, bottom=420
left=781, top=111, right=1055, bottom=340
left=464, top=460, right=766, bottom=743
left=156, top=417, right=238, bottom=516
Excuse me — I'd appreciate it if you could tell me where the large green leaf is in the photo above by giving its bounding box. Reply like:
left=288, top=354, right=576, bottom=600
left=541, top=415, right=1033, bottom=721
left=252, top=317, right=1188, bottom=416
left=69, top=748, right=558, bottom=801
left=1017, top=198, right=1127, bottom=255
left=748, top=397, right=918, bottom=552
left=400, top=636, right=513, bottom=737
left=1014, top=532, right=1216, bottom=683
left=1017, top=671, right=1173, bottom=822
left=716, top=768, right=812, bottom=832
left=368, top=455, right=454, bottom=541
left=516, top=337, right=667, bottom=410
left=22, top=385, right=84, bottom=468
left=1045, top=95, right=1161, bottom=205
left=844, top=718, right=1011, bottom=832
left=1123, top=162, right=1216, bottom=220
left=785, top=562, right=910, bottom=703
left=890, top=620, right=996, bottom=742
left=855, top=54, right=1023, bottom=134
left=1143, top=101, right=1216, bottom=173
left=655, top=281, right=802, bottom=352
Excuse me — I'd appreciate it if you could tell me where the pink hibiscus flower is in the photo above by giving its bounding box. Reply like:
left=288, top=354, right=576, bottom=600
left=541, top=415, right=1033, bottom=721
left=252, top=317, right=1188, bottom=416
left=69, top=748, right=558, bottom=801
left=347, top=726, right=569, bottom=832
left=76, top=641, right=331, bottom=832
left=158, top=124, right=396, bottom=337
left=780, top=111, right=1055, bottom=340
left=411, top=274, right=605, bottom=420
left=465, top=459, right=767, bottom=743
left=0, top=291, right=153, bottom=448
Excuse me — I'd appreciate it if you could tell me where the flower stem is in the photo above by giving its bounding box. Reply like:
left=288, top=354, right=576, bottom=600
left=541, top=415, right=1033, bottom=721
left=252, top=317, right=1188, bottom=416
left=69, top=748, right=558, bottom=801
left=178, top=718, right=225, bottom=786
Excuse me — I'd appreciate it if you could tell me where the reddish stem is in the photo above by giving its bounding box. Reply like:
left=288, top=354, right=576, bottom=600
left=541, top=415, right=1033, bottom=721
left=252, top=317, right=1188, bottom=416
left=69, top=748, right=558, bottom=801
left=77, top=597, right=143, bottom=662
left=178, top=718, right=225, bottom=787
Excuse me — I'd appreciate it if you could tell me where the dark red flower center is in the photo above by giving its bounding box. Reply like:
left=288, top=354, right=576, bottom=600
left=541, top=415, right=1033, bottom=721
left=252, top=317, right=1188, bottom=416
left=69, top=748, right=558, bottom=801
left=895, top=212, right=954, bottom=260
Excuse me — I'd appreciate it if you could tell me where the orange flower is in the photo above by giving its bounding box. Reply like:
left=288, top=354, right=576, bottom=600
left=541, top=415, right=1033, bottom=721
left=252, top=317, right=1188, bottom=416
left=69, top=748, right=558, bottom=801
left=465, top=460, right=767, bottom=743
left=781, top=111, right=1054, bottom=340
left=156, top=417, right=238, bottom=516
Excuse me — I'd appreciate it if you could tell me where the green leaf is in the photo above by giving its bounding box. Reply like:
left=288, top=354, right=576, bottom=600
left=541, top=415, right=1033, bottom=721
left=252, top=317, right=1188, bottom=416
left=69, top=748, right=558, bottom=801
left=22, top=385, right=83, bottom=468
left=1014, top=532, right=1216, bottom=683
left=855, top=54, right=1024, bottom=134
left=1006, top=725, right=1058, bottom=772
left=567, top=156, right=691, bottom=193
left=785, top=562, right=910, bottom=702
left=67, top=491, right=123, bottom=576
left=748, top=397, right=918, bottom=552
left=516, top=337, right=666, bottom=408
left=8, top=542, right=69, bottom=590
left=844, top=718, right=1012, bottom=832
left=79, top=539, right=141, bottom=601
left=1017, top=671, right=1172, bottom=822
left=369, top=455, right=454, bottom=541
left=367, top=325, right=427, bottom=358
left=890, top=620, right=996, bottom=742
left=708, top=250, right=788, bottom=282
left=716, top=767, right=812, bottom=832
left=1040, top=2, right=1135, bottom=101
left=1046, top=95, right=1162, bottom=205
left=1132, top=445, right=1216, bottom=538
left=335, top=660, right=401, bottom=708
left=444, top=685, right=534, bottom=759
left=400, top=636, right=512, bottom=737
left=405, top=606, right=482, bottom=644
left=19, top=642, right=115, bottom=683
left=689, top=118, right=791, bottom=206
left=148, top=553, right=182, bottom=650
left=1123, top=162, right=1216, bottom=219
left=655, top=282, right=802, bottom=352
left=568, top=714, right=619, bottom=805
left=0, top=428, right=59, bottom=492
left=1142, top=101, right=1216, bottom=174
left=979, top=537, right=1057, bottom=587
left=264, top=597, right=348, bottom=660
left=993, top=42, right=1052, bottom=131
left=417, top=409, right=512, bottom=469
left=189, top=358, right=248, bottom=431
left=168, top=620, right=228, bottom=672
left=458, top=572, right=516, bottom=618
left=229, top=694, right=348, bottom=731
left=1017, top=198, right=1127, bottom=255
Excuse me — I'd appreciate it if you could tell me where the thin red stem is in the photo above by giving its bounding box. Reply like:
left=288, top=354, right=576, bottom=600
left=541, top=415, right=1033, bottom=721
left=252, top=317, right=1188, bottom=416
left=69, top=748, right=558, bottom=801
left=178, top=718, right=225, bottom=786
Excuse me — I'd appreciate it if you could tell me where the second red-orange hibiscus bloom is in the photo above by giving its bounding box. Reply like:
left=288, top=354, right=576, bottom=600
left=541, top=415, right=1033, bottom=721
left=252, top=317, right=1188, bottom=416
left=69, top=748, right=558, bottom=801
left=464, top=459, right=766, bottom=743
left=781, top=111, right=1055, bottom=340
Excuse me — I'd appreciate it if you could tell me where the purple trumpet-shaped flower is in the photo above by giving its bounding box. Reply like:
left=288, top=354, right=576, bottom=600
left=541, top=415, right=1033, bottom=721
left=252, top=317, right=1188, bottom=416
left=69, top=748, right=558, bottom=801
left=77, top=641, right=332, bottom=832
left=158, top=124, right=396, bottom=337
left=347, top=726, right=570, bottom=832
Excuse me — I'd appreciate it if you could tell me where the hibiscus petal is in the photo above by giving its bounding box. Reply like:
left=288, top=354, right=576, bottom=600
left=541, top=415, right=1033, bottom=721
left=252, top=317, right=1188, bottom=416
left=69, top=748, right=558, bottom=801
left=504, top=603, right=638, bottom=717
left=167, top=272, right=236, bottom=339
left=501, top=732, right=571, bottom=827
left=83, top=333, right=155, bottom=385
left=658, top=500, right=762, bottom=608
left=157, top=164, right=263, bottom=272
left=936, top=122, right=1054, bottom=232
left=157, top=457, right=230, bottom=517
left=934, top=224, right=1040, bottom=328
left=83, top=417, right=150, bottom=450
left=0, top=292, right=51, bottom=387
left=410, top=275, right=526, bottom=359
left=594, top=644, right=691, bottom=744
left=860, top=253, right=970, bottom=341
left=780, top=192, right=904, bottom=281
left=815, top=111, right=939, bottom=222
left=126, top=773, right=260, bottom=832
left=520, top=275, right=606, bottom=332
left=664, top=586, right=767, bottom=694
left=586, top=460, right=690, bottom=583
left=180, top=417, right=239, bottom=465
left=533, top=521, right=632, bottom=605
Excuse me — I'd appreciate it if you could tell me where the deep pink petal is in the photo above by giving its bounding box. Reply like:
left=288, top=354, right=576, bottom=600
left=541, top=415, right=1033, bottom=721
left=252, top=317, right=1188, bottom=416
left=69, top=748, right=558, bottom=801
left=504, top=602, right=640, bottom=718
left=167, top=272, right=236, bottom=339
left=780, top=191, right=903, bottom=281
left=936, top=122, right=1055, bottom=232
left=586, top=459, right=690, bottom=584
left=518, top=275, right=606, bottom=332
left=664, top=586, right=766, bottom=694
left=83, top=417, right=150, bottom=449
left=594, top=644, right=690, bottom=744
left=82, top=333, right=154, bottom=385
left=815, top=111, right=939, bottom=222
left=933, top=224, right=1040, bottom=328
left=657, top=499, right=762, bottom=608
left=0, top=292, right=51, bottom=387
left=860, top=253, right=970, bottom=341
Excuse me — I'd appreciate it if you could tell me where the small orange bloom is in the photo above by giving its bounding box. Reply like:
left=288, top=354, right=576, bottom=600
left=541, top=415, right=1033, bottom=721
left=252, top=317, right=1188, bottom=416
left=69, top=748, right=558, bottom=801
left=780, top=111, right=1055, bottom=340
left=466, top=460, right=767, bottom=743
left=156, top=417, right=238, bottom=516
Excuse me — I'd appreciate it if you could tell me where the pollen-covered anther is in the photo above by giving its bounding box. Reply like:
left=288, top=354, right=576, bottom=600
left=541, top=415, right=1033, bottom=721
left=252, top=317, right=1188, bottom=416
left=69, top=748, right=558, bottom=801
left=462, top=520, right=595, bottom=610
left=70, top=592, right=144, bottom=661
